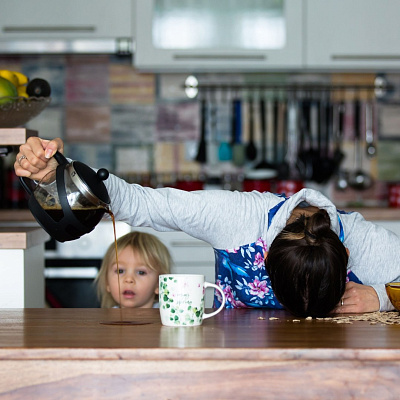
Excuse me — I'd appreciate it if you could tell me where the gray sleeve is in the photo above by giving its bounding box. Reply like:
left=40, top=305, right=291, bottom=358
left=342, top=212, right=400, bottom=311
left=104, top=173, right=278, bottom=249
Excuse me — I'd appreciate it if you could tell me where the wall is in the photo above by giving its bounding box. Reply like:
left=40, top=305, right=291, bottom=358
left=1, top=54, right=400, bottom=208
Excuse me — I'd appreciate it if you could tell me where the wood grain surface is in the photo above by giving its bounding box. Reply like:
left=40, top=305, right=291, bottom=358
left=1, top=308, right=400, bottom=399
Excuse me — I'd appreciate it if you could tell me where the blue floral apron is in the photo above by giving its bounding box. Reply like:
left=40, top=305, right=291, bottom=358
left=214, top=198, right=361, bottom=309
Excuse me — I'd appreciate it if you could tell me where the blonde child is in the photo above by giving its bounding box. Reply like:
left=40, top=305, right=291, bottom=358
left=95, top=231, right=172, bottom=308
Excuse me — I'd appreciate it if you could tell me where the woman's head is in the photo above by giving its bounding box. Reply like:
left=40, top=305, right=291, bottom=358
left=95, top=231, right=172, bottom=308
left=265, top=209, right=348, bottom=318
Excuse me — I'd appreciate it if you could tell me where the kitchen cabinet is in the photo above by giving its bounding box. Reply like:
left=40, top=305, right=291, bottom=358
left=0, top=0, right=133, bottom=54
left=134, top=0, right=304, bottom=71
left=0, top=226, right=49, bottom=307
left=306, top=0, right=400, bottom=70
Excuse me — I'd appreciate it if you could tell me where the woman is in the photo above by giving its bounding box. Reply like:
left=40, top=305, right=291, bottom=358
left=15, top=137, right=400, bottom=317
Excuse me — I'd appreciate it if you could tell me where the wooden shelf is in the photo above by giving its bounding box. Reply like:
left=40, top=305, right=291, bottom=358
left=0, top=128, right=38, bottom=145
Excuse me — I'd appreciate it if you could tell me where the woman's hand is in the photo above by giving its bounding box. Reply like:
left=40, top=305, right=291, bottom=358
left=14, top=137, right=64, bottom=181
left=333, top=281, right=380, bottom=314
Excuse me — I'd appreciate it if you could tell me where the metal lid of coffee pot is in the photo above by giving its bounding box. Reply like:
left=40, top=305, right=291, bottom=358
left=69, top=161, right=110, bottom=208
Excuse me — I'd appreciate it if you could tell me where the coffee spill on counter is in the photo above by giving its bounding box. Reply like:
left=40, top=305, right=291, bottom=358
left=100, top=210, right=151, bottom=326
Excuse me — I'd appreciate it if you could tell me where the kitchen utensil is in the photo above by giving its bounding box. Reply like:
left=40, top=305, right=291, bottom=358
left=217, top=98, right=232, bottom=161
left=195, top=99, right=207, bottom=163
left=316, top=99, right=337, bottom=183
left=334, top=101, right=348, bottom=191
left=349, top=98, right=372, bottom=191
left=365, top=100, right=377, bottom=158
left=207, top=97, right=219, bottom=166
left=232, top=99, right=246, bottom=167
left=245, top=98, right=257, bottom=161
left=255, top=98, right=277, bottom=177
left=296, top=99, right=315, bottom=181
left=20, top=151, right=110, bottom=242
left=277, top=100, right=290, bottom=179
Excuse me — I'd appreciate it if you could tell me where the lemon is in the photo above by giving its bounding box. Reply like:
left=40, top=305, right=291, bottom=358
left=0, top=76, right=18, bottom=105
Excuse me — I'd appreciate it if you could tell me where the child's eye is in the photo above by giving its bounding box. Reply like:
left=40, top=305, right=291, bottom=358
left=115, top=268, right=124, bottom=274
left=137, top=270, right=147, bottom=276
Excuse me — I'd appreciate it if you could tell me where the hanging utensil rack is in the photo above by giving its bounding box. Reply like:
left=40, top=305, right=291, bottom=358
left=184, top=77, right=393, bottom=98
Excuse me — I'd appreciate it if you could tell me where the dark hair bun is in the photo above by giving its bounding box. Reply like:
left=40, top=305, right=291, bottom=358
left=306, top=209, right=331, bottom=241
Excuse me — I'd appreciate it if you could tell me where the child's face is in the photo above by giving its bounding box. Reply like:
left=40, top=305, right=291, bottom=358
left=106, top=246, right=159, bottom=308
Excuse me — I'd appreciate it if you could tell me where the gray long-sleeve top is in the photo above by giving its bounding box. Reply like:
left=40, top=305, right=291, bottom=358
left=105, top=175, right=400, bottom=311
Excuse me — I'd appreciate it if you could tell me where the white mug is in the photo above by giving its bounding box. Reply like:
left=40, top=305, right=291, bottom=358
left=159, top=274, right=226, bottom=327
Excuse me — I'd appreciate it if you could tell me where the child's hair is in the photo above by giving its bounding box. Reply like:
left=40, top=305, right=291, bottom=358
left=95, top=231, right=172, bottom=308
left=265, top=209, right=348, bottom=318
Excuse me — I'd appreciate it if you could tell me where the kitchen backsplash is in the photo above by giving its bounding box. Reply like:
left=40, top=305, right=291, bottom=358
left=1, top=54, right=400, bottom=208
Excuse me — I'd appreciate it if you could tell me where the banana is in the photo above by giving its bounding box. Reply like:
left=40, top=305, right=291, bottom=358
left=0, top=70, right=19, bottom=87
left=17, top=85, right=28, bottom=98
left=0, top=70, right=29, bottom=87
left=12, top=70, right=29, bottom=86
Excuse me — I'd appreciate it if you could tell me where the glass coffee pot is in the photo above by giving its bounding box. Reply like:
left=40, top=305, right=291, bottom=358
left=20, top=151, right=110, bottom=242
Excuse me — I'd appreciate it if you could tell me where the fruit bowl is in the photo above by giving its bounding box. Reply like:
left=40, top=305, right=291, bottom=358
left=0, top=96, right=51, bottom=128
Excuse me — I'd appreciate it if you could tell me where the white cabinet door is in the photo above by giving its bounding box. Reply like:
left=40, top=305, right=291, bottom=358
left=134, top=0, right=304, bottom=71
left=0, top=0, right=132, bottom=39
left=306, top=0, right=400, bottom=70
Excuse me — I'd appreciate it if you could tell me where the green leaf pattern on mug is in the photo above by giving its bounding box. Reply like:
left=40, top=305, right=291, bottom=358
left=160, top=276, right=204, bottom=326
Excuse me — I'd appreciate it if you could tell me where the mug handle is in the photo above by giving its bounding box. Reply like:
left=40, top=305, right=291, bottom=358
left=203, top=282, right=226, bottom=320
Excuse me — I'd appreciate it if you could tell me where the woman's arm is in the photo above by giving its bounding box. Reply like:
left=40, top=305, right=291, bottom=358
left=105, top=173, right=280, bottom=249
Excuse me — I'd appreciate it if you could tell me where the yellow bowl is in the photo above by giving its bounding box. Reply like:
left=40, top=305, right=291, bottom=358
left=386, top=282, right=400, bottom=311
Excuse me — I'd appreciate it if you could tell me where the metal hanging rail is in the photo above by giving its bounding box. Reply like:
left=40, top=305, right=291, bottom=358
left=183, top=76, right=394, bottom=98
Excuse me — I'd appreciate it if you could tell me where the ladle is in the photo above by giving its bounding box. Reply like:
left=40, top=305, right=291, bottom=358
left=349, top=98, right=372, bottom=191
left=365, top=100, right=377, bottom=158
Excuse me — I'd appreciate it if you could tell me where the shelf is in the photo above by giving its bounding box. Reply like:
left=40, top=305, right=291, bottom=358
left=0, top=128, right=38, bottom=146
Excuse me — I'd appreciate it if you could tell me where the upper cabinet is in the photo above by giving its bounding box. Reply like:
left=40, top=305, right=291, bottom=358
left=0, top=0, right=133, bottom=54
left=134, top=0, right=304, bottom=71
left=305, top=0, right=400, bottom=70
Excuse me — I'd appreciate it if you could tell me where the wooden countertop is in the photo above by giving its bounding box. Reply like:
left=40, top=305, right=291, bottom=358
left=1, top=308, right=400, bottom=399
left=1, top=308, right=400, bottom=354
left=0, top=225, right=49, bottom=249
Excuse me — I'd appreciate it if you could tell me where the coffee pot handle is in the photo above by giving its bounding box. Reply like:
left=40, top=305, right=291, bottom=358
left=54, top=151, right=68, bottom=166
left=19, top=151, right=68, bottom=196
left=19, top=176, right=33, bottom=195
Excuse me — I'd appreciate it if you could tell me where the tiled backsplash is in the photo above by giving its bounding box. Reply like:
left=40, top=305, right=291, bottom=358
left=1, top=55, right=400, bottom=208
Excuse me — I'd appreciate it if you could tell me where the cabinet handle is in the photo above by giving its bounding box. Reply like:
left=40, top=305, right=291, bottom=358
left=3, top=26, right=96, bottom=33
left=331, top=54, right=400, bottom=61
left=173, top=54, right=266, bottom=61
